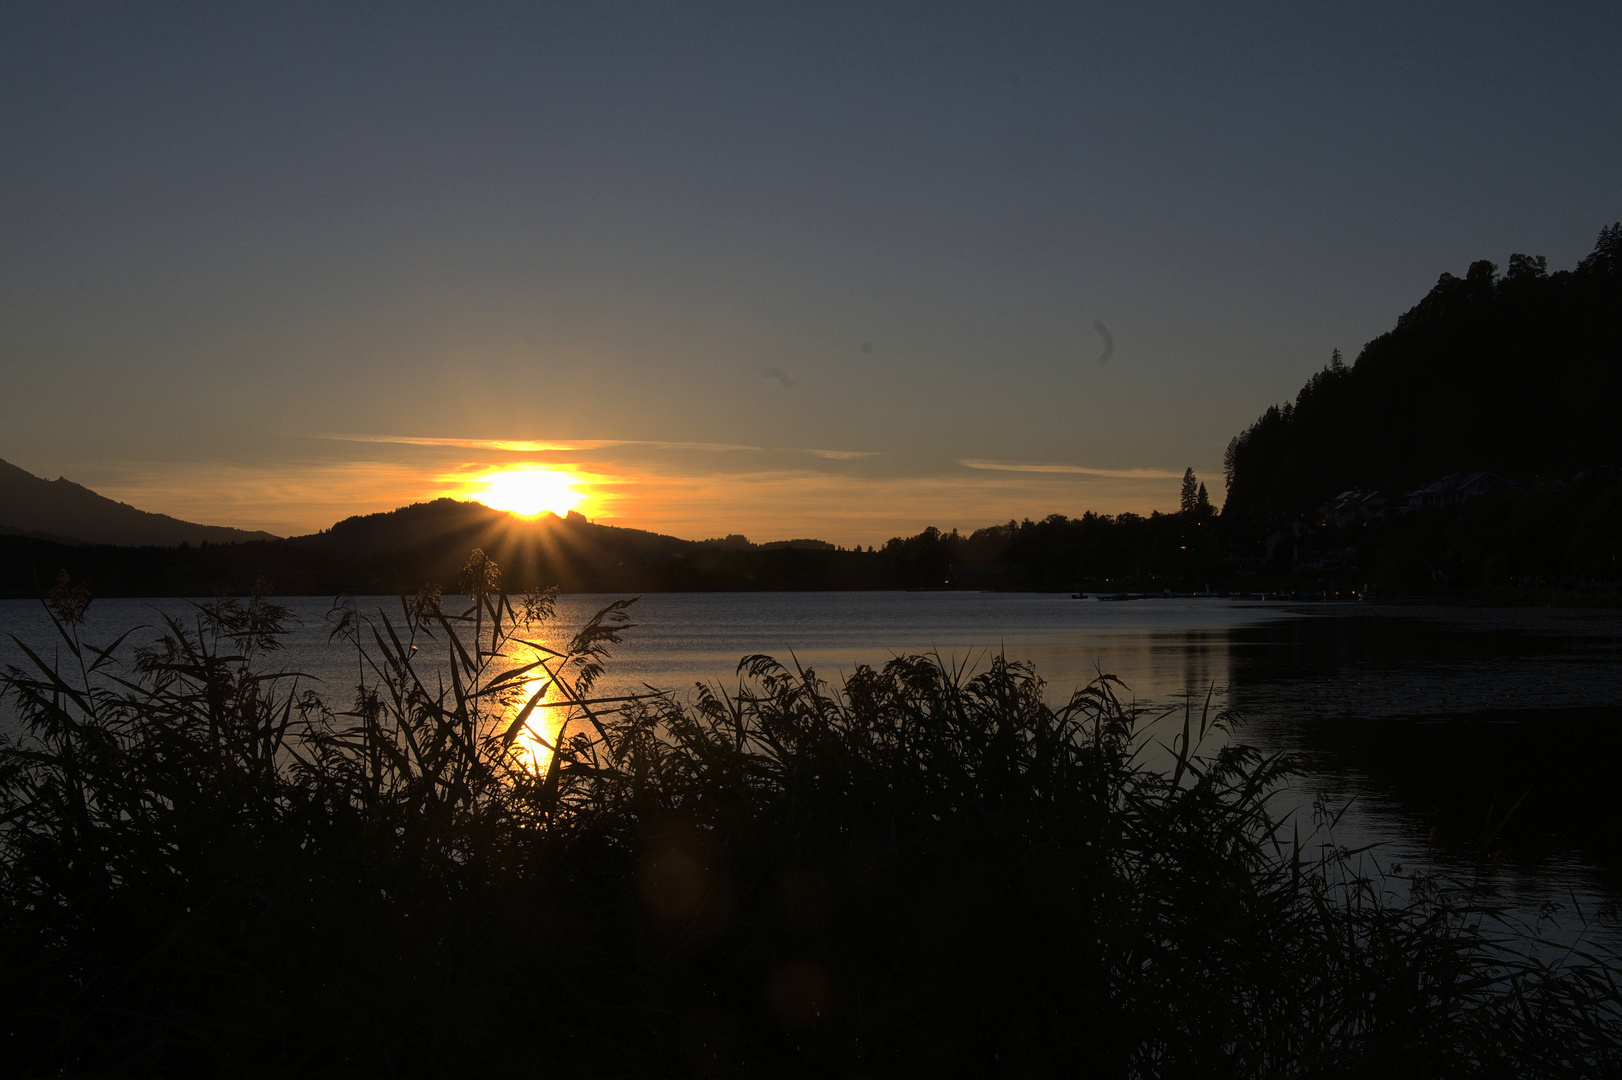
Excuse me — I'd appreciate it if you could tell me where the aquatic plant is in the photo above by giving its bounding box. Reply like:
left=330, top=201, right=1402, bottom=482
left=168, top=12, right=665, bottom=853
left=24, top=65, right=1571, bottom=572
left=0, top=569, right=1617, bottom=1077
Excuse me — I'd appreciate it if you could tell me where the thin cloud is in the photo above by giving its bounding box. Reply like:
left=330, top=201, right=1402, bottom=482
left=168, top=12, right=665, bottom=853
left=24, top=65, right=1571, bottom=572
left=592, top=467, right=1181, bottom=544
left=762, top=367, right=798, bottom=388
left=317, top=434, right=764, bottom=453
left=803, top=448, right=878, bottom=460
left=643, top=440, right=765, bottom=452
left=959, top=459, right=1182, bottom=479
left=316, top=433, right=881, bottom=460
left=318, top=434, right=624, bottom=452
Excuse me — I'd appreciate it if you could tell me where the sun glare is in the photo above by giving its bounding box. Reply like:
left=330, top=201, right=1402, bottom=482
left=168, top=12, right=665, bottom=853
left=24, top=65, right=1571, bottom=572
left=473, top=467, right=584, bottom=518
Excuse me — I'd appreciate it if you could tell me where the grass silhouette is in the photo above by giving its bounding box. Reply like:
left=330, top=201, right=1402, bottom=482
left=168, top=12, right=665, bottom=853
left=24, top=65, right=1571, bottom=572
left=1, top=559, right=1618, bottom=1077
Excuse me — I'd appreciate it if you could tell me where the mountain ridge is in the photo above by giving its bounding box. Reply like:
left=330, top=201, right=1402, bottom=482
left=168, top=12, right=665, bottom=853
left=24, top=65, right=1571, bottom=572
left=0, top=458, right=281, bottom=547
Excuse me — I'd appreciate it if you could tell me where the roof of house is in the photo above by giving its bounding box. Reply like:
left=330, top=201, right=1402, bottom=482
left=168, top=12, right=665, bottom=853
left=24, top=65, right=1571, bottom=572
left=1405, top=471, right=1505, bottom=499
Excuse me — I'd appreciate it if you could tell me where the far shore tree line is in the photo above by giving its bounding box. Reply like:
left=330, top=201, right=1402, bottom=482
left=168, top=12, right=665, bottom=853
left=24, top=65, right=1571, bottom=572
left=9, top=461, right=1615, bottom=600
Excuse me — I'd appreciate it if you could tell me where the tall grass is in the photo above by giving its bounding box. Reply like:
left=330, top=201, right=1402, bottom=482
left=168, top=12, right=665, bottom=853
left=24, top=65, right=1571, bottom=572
left=1, top=563, right=1618, bottom=1077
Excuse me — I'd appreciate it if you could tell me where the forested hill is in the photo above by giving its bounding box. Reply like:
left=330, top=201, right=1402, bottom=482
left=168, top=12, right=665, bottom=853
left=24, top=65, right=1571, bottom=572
left=1222, top=224, right=1622, bottom=522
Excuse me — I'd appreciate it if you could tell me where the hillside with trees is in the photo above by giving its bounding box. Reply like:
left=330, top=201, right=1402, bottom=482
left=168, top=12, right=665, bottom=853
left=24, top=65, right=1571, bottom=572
left=1222, top=224, right=1622, bottom=524
left=0, top=492, right=1231, bottom=598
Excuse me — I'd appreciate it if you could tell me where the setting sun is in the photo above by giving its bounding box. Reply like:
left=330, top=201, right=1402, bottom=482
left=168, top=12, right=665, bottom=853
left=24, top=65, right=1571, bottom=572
left=470, top=467, right=584, bottom=517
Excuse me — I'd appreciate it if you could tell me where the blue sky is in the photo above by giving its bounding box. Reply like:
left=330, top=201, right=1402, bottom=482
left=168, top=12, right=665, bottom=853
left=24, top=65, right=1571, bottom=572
left=2, top=2, right=1618, bottom=541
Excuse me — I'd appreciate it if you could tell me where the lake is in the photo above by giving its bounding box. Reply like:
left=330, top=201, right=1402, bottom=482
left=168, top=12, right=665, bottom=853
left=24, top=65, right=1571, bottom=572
left=4, top=591, right=1621, bottom=942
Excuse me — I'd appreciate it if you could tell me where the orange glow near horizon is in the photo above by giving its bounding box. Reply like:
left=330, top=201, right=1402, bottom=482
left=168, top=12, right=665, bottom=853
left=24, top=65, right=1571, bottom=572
left=90, top=454, right=1187, bottom=543
left=465, top=466, right=586, bottom=518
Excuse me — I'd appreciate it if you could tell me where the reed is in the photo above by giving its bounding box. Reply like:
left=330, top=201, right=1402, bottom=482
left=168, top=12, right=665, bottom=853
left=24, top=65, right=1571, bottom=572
left=1, top=564, right=1617, bottom=1077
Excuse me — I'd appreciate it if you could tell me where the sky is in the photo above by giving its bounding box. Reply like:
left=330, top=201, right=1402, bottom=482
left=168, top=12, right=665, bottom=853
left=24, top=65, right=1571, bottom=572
left=2, top=2, right=1619, bottom=544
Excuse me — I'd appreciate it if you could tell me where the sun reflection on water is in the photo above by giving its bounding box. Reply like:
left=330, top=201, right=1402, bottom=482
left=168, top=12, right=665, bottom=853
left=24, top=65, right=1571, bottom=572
left=504, top=670, right=567, bottom=774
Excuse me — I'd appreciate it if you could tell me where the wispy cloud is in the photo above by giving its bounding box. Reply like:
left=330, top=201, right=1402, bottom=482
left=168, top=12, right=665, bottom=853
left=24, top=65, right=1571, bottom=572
left=78, top=450, right=1180, bottom=544
left=583, top=467, right=1180, bottom=545
left=761, top=367, right=798, bottom=388
left=316, top=433, right=877, bottom=460
left=317, top=433, right=764, bottom=453
left=648, top=441, right=768, bottom=453
left=958, top=459, right=1182, bottom=479
left=319, top=434, right=624, bottom=452
left=804, top=448, right=878, bottom=460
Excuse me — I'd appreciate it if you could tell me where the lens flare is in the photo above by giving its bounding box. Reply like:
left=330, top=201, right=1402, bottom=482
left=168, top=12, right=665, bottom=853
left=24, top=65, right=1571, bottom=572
left=471, top=467, right=583, bottom=517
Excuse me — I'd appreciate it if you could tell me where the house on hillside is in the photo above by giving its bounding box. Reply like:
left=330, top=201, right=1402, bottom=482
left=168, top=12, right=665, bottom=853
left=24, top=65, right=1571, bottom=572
left=1264, top=518, right=1315, bottom=563
left=1264, top=517, right=1360, bottom=573
left=1318, top=490, right=1390, bottom=529
left=1403, top=471, right=1510, bottom=512
left=1293, top=545, right=1358, bottom=574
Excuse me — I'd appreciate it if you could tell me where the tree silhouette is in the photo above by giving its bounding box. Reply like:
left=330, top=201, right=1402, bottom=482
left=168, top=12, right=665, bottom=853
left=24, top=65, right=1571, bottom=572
left=1506, top=253, right=1547, bottom=281
left=1180, top=468, right=1200, bottom=516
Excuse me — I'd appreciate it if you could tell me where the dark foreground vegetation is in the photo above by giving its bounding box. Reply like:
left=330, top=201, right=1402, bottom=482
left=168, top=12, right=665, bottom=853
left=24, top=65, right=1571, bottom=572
left=2, top=566, right=1619, bottom=1078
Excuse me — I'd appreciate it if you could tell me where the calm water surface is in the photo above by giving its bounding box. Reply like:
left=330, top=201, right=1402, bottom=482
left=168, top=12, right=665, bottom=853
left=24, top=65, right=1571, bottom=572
left=4, top=592, right=1620, bottom=943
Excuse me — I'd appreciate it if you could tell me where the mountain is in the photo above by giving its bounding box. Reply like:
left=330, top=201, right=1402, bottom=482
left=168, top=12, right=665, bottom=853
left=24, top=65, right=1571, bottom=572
left=0, top=458, right=280, bottom=547
left=1222, top=223, right=1622, bottom=522
left=284, top=499, right=879, bottom=593
left=0, top=494, right=902, bottom=597
left=286, top=499, right=700, bottom=591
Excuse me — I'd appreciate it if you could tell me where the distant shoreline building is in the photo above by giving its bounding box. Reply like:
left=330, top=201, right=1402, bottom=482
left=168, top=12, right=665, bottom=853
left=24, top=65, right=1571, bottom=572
left=1403, top=471, right=1510, bottom=512
left=1318, top=490, right=1390, bottom=529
